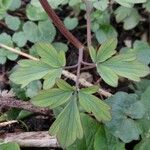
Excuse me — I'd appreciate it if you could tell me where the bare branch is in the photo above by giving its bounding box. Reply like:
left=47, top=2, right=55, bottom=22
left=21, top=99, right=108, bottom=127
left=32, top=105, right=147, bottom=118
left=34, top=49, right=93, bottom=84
left=0, top=131, right=59, bottom=148
left=0, top=97, right=51, bottom=115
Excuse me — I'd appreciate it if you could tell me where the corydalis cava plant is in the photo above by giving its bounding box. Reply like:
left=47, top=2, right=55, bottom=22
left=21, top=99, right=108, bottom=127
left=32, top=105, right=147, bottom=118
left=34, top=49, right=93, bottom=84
left=10, top=38, right=149, bottom=148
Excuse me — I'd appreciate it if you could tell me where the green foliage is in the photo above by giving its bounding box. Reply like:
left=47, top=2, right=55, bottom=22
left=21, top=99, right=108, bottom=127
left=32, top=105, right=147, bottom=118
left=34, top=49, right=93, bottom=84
left=1, top=0, right=150, bottom=149
left=10, top=43, right=65, bottom=89
left=79, top=89, right=111, bottom=122
left=105, top=92, right=145, bottom=143
left=0, top=33, right=18, bottom=64
left=5, top=14, right=21, bottom=31
left=90, top=38, right=150, bottom=87
left=0, top=142, right=20, bottom=150
left=115, top=7, right=140, bottom=30
left=49, top=96, right=83, bottom=148
left=31, top=80, right=111, bottom=147
left=64, top=17, right=79, bottom=30
left=94, top=125, right=125, bottom=150
left=68, top=113, right=100, bottom=150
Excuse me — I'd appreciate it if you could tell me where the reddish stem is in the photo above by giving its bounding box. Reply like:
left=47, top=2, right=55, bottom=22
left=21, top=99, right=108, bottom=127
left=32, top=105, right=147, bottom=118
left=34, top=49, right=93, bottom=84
left=39, top=0, right=84, bottom=50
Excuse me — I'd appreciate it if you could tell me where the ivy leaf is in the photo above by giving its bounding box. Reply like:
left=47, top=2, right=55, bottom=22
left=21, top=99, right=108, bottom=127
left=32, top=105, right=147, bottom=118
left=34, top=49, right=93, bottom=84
left=26, top=4, right=48, bottom=21
left=123, top=8, right=140, bottom=30
left=93, top=0, right=108, bottom=11
left=64, top=17, right=78, bottom=30
left=94, top=125, right=125, bottom=150
left=115, top=6, right=132, bottom=23
left=38, top=20, right=56, bottom=43
left=10, top=60, right=51, bottom=88
left=96, top=25, right=118, bottom=44
left=68, top=114, right=99, bottom=150
left=23, top=21, right=40, bottom=43
left=5, top=14, right=21, bottom=31
left=96, top=38, right=117, bottom=63
left=31, top=88, right=73, bottom=108
left=115, top=7, right=140, bottom=30
left=105, top=92, right=145, bottom=143
left=8, top=0, right=21, bottom=11
left=49, top=96, right=83, bottom=148
left=0, top=142, right=20, bottom=150
left=79, top=91, right=111, bottom=122
left=12, top=32, right=27, bottom=47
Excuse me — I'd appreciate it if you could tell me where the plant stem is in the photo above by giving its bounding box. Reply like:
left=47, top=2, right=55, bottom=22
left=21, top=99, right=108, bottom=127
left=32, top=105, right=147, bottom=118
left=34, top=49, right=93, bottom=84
left=0, top=44, right=39, bottom=61
left=39, top=0, right=84, bottom=50
left=76, top=48, right=84, bottom=90
left=82, top=61, right=96, bottom=66
left=84, top=0, right=93, bottom=47
left=0, top=97, right=51, bottom=116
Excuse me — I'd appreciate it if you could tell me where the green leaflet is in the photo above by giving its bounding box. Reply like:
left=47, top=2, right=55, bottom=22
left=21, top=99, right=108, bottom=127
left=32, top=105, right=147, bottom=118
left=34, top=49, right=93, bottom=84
left=0, top=142, right=20, bottom=150
left=94, top=125, right=125, bottom=150
left=80, top=86, right=99, bottom=94
left=79, top=91, right=111, bottom=122
left=105, top=92, right=145, bottom=143
left=43, top=68, right=62, bottom=89
left=31, top=88, right=73, bottom=108
left=49, top=95, right=83, bottom=148
left=95, top=39, right=150, bottom=87
left=96, top=38, right=117, bottom=63
left=138, top=86, right=150, bottom=139
left=35, top=42, right=65, bottom=67
left=68, top=114, right=100, bottom=150
left=56, top=79, right=75, bottom=91
left=10, top=60, right=51, bottom=88
left=10, top=43, right=66, bottom=88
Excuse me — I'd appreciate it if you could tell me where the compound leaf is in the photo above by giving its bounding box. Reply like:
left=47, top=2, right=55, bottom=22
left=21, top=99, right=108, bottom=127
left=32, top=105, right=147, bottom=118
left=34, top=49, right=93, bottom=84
left=49, top=96, right=83, bottom=148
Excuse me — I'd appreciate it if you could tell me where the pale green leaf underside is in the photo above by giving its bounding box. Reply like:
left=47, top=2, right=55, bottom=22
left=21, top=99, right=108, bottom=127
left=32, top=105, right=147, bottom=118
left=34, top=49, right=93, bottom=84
left=31, top=88, right=73, bottom=108
left=49, top=96, right=83, bottom=148
left=56, top=79, right=75, bottom=91
left=97, top=53, right=150, bottom=87
left=10, top=60, right=51, bottom=88
left=79, top=92, right=111, bottom=122
left=0, top=142, right=20, bottom=150
left=43, top=68, right=62, bottom=89
left=96, top=38, right=117, bottom=62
